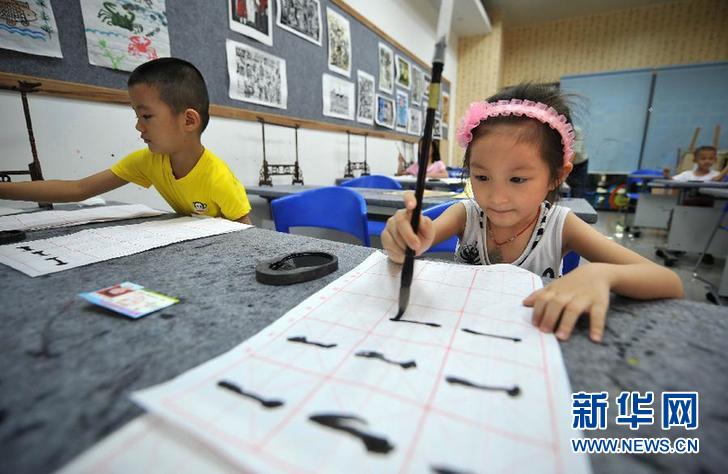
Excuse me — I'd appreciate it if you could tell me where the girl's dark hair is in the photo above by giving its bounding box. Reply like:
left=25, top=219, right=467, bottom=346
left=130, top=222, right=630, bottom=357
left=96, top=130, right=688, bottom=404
left=419, top=137, right=442, bottom=162
left=128, top=58, right=210, bottom=132
left=463, top=83, right=573, bottom=202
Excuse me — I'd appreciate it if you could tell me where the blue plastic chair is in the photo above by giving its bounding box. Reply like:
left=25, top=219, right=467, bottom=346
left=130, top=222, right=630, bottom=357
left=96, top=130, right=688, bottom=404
left=422, top=200, right=460, bottom=253
left=340, top=174, right=402, bottom=190
left=271, top=186, right=371, bottom=247
left=627, top=169, right=663, bottom=200
left=340, top=174, right=402, bottom=238
left=562, top=251, right=580, bottom=274
left=367, top=220, right=387, bottom=240
left=446, top=166, right=468, bottom=179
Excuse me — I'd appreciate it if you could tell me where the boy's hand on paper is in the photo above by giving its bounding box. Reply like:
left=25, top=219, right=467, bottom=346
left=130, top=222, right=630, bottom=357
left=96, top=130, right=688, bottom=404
left=382, top=191, right=435, bottom=263
left=523, top=265, right=610, bottom=343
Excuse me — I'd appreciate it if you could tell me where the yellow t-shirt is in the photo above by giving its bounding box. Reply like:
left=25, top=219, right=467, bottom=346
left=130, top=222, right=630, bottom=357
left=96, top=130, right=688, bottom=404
left=110, top=148, right=252, bottom=220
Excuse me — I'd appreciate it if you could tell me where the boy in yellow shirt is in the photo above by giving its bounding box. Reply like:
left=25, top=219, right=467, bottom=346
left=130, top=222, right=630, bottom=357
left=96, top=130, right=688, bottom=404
left=0, top=58, right=252, bottom=223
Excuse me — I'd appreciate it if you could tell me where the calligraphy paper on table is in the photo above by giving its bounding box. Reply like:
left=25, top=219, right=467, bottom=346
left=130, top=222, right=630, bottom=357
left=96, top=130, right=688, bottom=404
left=131, top=252, right=590, bottom=473
left=0, top=217, right=250, bottom=277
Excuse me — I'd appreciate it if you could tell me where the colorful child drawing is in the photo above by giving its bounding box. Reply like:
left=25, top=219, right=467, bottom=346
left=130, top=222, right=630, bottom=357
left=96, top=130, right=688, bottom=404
left=80, top=0, right=169, bottom=72
left=0, top=0, right=63, bottom=58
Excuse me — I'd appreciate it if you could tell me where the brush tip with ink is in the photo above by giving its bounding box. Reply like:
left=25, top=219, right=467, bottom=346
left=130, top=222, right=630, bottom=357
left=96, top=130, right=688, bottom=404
left=395, top=285, right=410, bottom=319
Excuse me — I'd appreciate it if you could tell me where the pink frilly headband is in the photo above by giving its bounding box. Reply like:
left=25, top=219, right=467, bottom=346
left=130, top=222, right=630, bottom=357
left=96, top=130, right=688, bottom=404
left=456, top=99, right=576, bottom=164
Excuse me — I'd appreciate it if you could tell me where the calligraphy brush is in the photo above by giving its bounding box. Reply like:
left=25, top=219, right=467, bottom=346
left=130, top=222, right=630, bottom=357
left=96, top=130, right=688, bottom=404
left=395, top=0, right=453, bottom=319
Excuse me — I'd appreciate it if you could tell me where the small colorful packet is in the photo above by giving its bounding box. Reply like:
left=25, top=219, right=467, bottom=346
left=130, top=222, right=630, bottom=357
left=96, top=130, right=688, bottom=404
left=79, top=282, right=178, bottom=319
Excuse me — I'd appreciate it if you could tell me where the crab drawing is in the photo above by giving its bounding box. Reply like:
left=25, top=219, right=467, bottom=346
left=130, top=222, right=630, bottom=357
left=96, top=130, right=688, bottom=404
left=98, top=1, right=142, bottom=33
left=0, top=0, right=38, bottom=27
left=128, top=35, right=157, bottom=60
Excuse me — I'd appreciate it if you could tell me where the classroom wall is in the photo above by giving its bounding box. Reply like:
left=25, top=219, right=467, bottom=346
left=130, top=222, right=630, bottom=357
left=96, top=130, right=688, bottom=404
left=0, top=1, right=459, bottom=213
left=455, top=11, right=503, bottom=162
left=501, top=0, right=728, bottom=86
left=346, top=0, right=460, bottom=163
left=450, top=0, right=727, bottom=169
left=0, top=91, right=407, bottom=213
left=453, top=0, right=728, bottom=101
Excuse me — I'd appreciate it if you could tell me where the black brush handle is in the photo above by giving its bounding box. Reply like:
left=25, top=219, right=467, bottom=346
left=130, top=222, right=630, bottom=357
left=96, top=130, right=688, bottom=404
left=401, top=60, right=444, bottom=284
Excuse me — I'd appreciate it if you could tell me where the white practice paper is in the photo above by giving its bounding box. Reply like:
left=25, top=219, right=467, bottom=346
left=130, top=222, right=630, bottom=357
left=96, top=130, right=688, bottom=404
left=0, top=204, right=166, bottom=231
left=0, top=217, right=250, bottom=277
left=131, top=252, right=590, bottom=473
left=0, top=207, right=27, bottom=216
left=58, top=415, right=239, bottom=474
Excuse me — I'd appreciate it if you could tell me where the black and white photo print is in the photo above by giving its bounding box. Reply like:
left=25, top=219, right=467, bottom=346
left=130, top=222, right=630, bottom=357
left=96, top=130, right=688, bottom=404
left=395, top=54, right=411, bottom=90
left=322, top=73, right=355, bottom=120
left=229, top=0, right=273, bottom=46
left=378, top=42, right=394, bottom=94
left=356, top=70, right=375, bottom=125
left=226, top=39, right=287, bottom=109
left=276, top=0, right=322, bottom=46
left=326, top=7, right=351, bottom=77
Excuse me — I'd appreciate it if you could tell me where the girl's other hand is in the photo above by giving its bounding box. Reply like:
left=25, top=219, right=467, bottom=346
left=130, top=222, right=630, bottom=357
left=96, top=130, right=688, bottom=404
left=381, top=191, right=435, bottom=263
left=522, top=264, right=611, bottom=343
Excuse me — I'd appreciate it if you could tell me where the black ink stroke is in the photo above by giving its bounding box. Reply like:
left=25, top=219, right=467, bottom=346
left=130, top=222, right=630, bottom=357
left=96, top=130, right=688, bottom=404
left=217, top=380, right=284, bottom=409
left=15, top=245, right=67, bottom=265
left=45, top=257, right=67, bottom=266
left=461, top=328, right=521, bottom=342
left=445, top=376, right=520, bottom=397
left=389, top=318, right=441, bottom=328
left=355, top=350, right=416, bottom=369
left=309, top=413, right=394, bottom=454
left=431, top=466, right=475, bottom=474
left=287, top=336, right=337, bottom=349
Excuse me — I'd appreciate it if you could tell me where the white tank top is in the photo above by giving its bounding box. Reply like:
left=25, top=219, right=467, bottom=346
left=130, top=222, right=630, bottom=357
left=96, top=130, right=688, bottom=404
left=454, top=200, right=571, bottom=279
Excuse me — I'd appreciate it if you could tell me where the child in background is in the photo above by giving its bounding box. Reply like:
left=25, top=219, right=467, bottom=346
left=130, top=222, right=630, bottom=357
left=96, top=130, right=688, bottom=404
left=663, top=145, right=727, bottom=182
left=382, top=84, right=683, bottom=343
left=396, top=138, right=449, bottom=178
left=0, top=58, right=252, bottom=223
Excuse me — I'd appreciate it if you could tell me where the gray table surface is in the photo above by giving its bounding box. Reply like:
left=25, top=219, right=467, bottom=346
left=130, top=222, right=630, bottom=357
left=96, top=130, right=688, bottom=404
left=628, top=174, right=665, bottom=181
left=649, top=180, right=728, bottom=189
left=1, top=216, right=725, bottom=473
left=247, top=184, right=458, bottom=208
left=649, top=180, right=728, bottom=205
left=246, top=185, right=599, bottom=224
left=700, top=188, right=728, bottom=199
left=335, top=176, right=465, bottom=191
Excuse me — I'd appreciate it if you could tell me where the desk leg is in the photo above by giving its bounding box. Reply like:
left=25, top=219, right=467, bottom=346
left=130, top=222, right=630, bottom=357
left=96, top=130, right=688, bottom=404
left=720, top=256, right=728, bottom=298
left=249, top=196, right=274, bottom=230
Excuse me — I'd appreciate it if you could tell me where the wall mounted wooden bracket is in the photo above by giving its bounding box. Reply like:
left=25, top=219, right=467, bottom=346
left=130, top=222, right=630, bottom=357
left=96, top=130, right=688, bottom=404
left=343, top=131, right=370, bottom=178
left=0, top=79, right=51, bottom=209
left=258, top=118, right=304, bottom=186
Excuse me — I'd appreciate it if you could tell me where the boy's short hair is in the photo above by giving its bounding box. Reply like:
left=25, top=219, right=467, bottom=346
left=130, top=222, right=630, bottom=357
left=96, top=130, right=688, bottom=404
left=128, top=58, right=210, bottom=132
left=694, top=145, right=717, bottom=157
